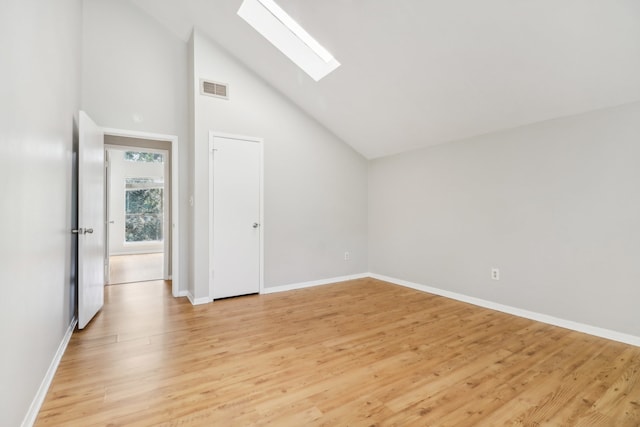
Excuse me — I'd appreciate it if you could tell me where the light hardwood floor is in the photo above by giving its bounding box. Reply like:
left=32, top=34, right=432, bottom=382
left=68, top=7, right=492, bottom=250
left=36, top=278, right=640, bottom=426
left=108, top=253, right=164, bottom=285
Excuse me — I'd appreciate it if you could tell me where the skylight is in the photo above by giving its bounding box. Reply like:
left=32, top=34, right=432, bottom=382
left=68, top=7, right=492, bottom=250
left=237, top=0, right=340, bottom=81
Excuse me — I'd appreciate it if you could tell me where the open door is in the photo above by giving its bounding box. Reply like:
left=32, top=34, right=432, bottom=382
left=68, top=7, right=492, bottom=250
left=76, top=111, right=105, bottom=329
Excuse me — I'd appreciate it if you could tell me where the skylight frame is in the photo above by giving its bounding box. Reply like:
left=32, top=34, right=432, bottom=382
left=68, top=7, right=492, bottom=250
left=237, top=0, right=340, bottom=81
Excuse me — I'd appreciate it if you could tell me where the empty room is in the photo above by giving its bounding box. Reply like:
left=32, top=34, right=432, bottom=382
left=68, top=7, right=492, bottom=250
left=2, top=0, right=640, bottom=426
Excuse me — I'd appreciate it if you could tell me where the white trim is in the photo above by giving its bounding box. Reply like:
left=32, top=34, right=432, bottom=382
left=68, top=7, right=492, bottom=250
left=259, top=140, right=265, bottom=296
left=186, top=291, right=211, bottom=306
left=102, top=128, right=180, bottom=298
left=209, top=131, right=263, bottom=144
left=104, top=149, right=112, bottom=284
left=103, top=127, right=179, bottom=142
left=370, top=273, right=640, bottom=348
left=177, top=290, right=189, bottom=298
left=21, top=318, right=77, bottom=427
left=170, top=134, right=179, bottom=297
left=208, top=131, right=265, bottom=301
left=261, top=273, right=369, bottom=295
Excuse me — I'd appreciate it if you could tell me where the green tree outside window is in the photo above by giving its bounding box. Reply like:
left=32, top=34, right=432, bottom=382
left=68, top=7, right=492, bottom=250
left=125, top=178, right=163, bottom=242
left=124, top=151, right=164, bottom=163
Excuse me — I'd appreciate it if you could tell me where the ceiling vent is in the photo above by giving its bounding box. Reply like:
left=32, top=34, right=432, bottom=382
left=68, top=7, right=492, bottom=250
left=200, top=79, right=229, bottom=100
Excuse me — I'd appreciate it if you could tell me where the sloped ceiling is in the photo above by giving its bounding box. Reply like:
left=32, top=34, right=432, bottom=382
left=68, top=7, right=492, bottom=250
left=131, top=0, right=640, bottom=159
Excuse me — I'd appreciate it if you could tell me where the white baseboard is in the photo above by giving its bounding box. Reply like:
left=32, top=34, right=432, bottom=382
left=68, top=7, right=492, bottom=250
left=177, top=290, right=189, bottom=298
left=261, top=273, right=369, bottom=295
left=21, top=317, right=77, bottom=427
left=186, top=291, right=210, bottom=305
left=370, top=273, right=640, bottom=348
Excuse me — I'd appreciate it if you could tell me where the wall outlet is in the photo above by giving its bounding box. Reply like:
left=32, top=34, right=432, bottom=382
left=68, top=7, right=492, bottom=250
left=491, top=268, right=500, bottom=280
left=344, top=251, right=350, bottom=261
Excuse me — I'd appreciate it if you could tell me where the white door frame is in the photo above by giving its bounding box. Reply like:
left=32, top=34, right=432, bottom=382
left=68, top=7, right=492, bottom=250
left=208, top=131, right=264, bottom=300
left=104, top=149, right=112, bottom=284
left=103, top=127, right=180, bottom=297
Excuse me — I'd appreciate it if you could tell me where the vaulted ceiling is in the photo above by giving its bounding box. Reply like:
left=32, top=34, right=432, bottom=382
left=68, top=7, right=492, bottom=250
left=131, top=0, right=640, bottom=159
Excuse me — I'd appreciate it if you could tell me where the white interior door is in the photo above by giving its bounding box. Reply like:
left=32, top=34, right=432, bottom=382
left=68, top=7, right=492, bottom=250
left=211, top=135, right=262, bottom=300
left=77, top=111, right=105, bottom=329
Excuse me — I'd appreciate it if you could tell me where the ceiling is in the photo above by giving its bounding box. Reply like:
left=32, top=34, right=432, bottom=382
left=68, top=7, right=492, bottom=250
left=131, top=0, right=640, bottom=159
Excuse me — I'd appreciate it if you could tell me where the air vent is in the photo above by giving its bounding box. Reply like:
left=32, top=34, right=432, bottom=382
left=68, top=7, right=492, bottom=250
left=200, top=79, right=229, bottom=100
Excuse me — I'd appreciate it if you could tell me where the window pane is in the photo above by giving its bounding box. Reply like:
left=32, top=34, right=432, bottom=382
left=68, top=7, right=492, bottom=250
left=126, top=177, right=164, bottom=188
left=124, top=151, right=164, bottom=163
left=125, top=188, right=163, bottom=242
left=125, top=213, right=163, bottom=242
left=125, top=188, right=162, bottom=214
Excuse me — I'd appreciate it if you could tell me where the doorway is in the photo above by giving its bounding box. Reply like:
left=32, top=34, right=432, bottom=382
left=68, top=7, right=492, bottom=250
left=102, top=130, right=179, bottom=297
left=106, top=145, right=168, bottom=284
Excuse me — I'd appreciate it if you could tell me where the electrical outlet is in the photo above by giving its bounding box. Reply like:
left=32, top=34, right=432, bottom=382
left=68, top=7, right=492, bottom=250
left=491, top=268, right=500, bottom=280
left=344, top=251, right=350, bottom=261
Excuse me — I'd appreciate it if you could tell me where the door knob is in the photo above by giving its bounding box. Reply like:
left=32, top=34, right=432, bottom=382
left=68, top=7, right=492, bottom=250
left=252, top=223, right=259, bottom=229
left=71, top=228, right=94, bottom=234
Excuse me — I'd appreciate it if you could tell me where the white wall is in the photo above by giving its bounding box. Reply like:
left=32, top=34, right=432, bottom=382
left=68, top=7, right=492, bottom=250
left=0, top=0, right=81, bottom=425
left=190, top=31, right=368, bottom=299
left=369, top=101, right=640, bottom=337
left=107, top=149, right=165, bottom=255
left=81, top=0, right=189, bottom=290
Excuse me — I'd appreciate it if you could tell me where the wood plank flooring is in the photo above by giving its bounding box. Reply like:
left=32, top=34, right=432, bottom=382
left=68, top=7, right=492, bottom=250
left=108, top=253, right=164, bottom=284
left=36, top=278, right=640, bottom=426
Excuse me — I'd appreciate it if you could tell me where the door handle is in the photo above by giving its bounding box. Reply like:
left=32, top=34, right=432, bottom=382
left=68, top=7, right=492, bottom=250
left=252, top=223, right=260, bottom=229
left=72, top=228, right=94, bottom=234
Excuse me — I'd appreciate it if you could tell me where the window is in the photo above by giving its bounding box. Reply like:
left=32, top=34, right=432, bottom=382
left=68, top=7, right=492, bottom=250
left=237, top=0, right=340, bottom=81
left=125, top=177, right=164, bottom=243
left=124, top=151, right=164, bottom=163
